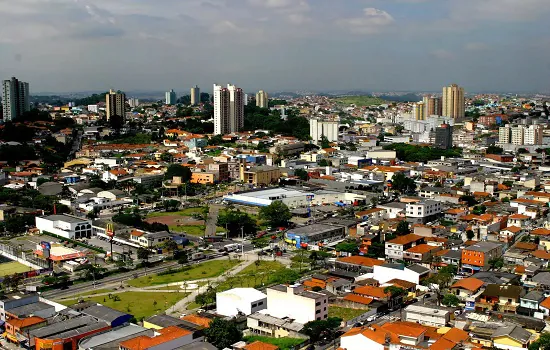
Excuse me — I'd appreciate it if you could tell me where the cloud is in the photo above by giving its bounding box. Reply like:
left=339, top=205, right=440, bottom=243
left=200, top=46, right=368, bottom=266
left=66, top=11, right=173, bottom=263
left=336, top=8, right=394, bottom=34
left=465, top=42, right=489, bottom=51
left=431, top=49, right=455, bottom=59
left=450, top=0, right=550, bottom=22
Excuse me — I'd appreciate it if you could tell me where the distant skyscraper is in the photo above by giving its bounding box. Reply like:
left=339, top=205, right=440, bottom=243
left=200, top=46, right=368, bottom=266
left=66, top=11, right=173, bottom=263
left=413, top=102, right=425, bottom=121
left=435, top=124, right=453, bottom=149
left=165, top=89, right=177, bottom=105
left=442, top=84, right=465, bottom=120
left=105, top=89, right=126, bottom=121
left=191, top=85, right=200, bottom=105
left=2, top=77, right=30, bottom=121
left=128, top=98, right=139, bottom=108
left=423, top=96, right=442, bottom=118
left=213, top=84, right=244, bottom=135
left=256, top=90, right=269, bottom=108
left=310, top=119, right=339, bottom=143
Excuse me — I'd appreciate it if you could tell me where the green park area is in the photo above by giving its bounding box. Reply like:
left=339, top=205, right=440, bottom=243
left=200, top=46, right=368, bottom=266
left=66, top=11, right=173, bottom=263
left=60, top=291, right=187, bottom=321
left=333, top=96, right=387, bottom=107
left=328, top=306, right=366, bottom=321
left=0, top=261, right=32, bottom=276
left=243, top=336, right=305, bottom=350
left=147, top=208, right=203, bottom=218
left=170, top=225, right=225, bottom=236
left=127, top=259, right=241, bottom=288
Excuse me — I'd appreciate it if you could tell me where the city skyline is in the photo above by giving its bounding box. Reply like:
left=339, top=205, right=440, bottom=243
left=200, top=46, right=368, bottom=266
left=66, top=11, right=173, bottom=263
left=0, top=0, right=549, bottom=94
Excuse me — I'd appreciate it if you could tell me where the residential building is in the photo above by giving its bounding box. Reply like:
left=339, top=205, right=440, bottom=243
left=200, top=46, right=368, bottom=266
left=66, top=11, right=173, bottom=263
left=385, top=234, right=425, bottom=261
left=403, top=244, right=440, bottom=265
left=35, top=214, right=93, bottom=239
left=372, top=263, right=430, bottom=285
left=128, top=98, right=139, bottom=107
left=2, top=76, right=30, bottom=121
left=216, top=288, right=267, bottom=317
left=165, top=89, right=176, bottom=105
left=413, top=102, right=425, bottom=120
left=309, top=118, right=339, bottom=143
left=240, top=164, right=281, bottom=186
left=461, top=241, right=503, bottom=272
left=405, top=200, right=442, bottom=224
left=266, top=284, right=328, bottom=324
left=423, top=96, right=442, bottom=118
left=246, top=313, right=304, bottom=339
left=442, top=83, right=465, bottom=120
left=498, top=125, right=511, bottom=144
left=255, top=90, right=268, bottom=108
left=105, top=89, right=126, bottom=121
left=213, top=83, right=244, bottom=135
left=477, top=284, right=524, bottom=313
left=190, top=85, right=200, bottom=105
left=490, top=325, right=533, bottom=350
left=403, top=304, right=450, bottom=327
left=434, top=124, right=453, bottom=150
left=129, top=230, right=172, bottom=248
left=450, top=277, right=485, bottom=299
left=499, top=125, right=543, bottom=146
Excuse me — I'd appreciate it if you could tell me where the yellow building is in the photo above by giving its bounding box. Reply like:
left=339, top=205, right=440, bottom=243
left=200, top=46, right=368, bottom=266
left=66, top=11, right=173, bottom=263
left=442, top=84, right=465, bottom=120
left=413, top=102, right=425, bottom=120
left=240, top=164, right=281, bottom=186
left=191, top=172, right=216, bottom=184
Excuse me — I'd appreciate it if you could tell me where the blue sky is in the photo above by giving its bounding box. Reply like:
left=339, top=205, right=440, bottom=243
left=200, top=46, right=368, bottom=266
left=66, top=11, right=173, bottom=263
left=0, top=0, right=548, bottom=93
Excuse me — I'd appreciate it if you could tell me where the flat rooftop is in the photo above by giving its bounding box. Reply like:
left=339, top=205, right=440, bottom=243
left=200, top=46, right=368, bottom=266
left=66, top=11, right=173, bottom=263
left=288, top=224, right=341, bottom=237
left=44, top=214, right=88, bottom=224
left=229, top=187, right=313, bottom=200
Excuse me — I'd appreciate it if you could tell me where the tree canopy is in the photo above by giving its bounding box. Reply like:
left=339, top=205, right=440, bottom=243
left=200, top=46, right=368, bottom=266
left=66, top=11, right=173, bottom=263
left=164, top=164, right=192, bottom=181
left=383, top=143, right=462, bottom=162
left=259, top=201, right=292, bottom=227
left=204, top=318, right=243, bottom=349
left=391, top=172, right=416, bottom=194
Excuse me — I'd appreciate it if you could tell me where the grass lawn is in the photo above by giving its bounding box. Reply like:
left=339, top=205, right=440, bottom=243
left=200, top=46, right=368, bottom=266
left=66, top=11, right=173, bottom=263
left=244, top=336, right=305, bottom=350
left=333, top=95, right=387, bottom=107
left=60, top=292, right=188, bottom=321
left=127, top=259, right=241, bottom=287
left=170, top=225, right=225, bottom=236
left=329, top=306, right=367, bottom=321
left=65, top=288, right=114, bottom=299
left=147, top=208, right=204, bottom=218
left=0, top=261, right=33, bottom=276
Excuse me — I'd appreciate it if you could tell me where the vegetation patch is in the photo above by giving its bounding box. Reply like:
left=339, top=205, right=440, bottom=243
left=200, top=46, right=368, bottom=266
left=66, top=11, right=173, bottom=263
left=243, top=336, right=305, bottom=350
left=328, top=306, right=367, bottom=321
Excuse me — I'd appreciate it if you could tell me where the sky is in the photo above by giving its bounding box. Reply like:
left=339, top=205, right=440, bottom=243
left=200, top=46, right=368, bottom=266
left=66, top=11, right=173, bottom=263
left=1, top=0, right=549, bottom=94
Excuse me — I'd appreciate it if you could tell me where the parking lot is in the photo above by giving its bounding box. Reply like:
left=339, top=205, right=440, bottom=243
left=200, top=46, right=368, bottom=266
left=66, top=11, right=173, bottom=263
left=87, top=237, right=136, bottom=258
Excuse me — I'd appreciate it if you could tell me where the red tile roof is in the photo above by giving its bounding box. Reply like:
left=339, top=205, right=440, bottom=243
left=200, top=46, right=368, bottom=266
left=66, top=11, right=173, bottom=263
left=450, top=277, right=484, bottom=292
left=337, top=256, right=385, bottom=267
left=119, top=326, right=192, bottom=350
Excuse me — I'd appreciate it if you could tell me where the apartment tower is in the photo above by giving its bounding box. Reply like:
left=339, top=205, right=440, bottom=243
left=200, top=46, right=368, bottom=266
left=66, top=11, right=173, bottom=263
left=165, top=89, right=176, bottom=105
left=442, top=84, right=465, bottom=120
left=256, top=90, right=269, bottom=108
left=413, top=102, right=425, bottom=120
left=190, top=85, right=200, bottom=105
left=2, top=77, right=30, bottom=121
left=213, top=84, right=244, bottom=135
left=423, top=96, right=442, bottom=118
left=105, top=89, right=126, bottom=121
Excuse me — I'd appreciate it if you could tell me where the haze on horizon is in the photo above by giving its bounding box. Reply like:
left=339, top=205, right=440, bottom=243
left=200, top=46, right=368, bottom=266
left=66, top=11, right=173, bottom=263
left=1, top=0, right=549, bottom=94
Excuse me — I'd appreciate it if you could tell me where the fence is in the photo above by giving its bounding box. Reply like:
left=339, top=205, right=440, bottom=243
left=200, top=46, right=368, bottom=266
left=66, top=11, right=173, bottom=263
left=0, top=242, right=50, bottom=269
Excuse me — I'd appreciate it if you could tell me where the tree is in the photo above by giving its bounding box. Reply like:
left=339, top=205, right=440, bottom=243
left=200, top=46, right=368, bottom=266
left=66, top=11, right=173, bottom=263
left=488, top=257, right=504, bottom=270
left=486, top=145, right=503, bottom=155
left=335, top=241, right=359, bottom=254
left=460, top=195, right=478, bottom=207
left=178, top=252, right=189, bottom=267
left=384, top=286, right=406, bottom=298
left=301, top=317, right=342, bottom=343
left=163, top=199, right=180, bottom=212
left=259, top=201, right=292, bottom=228
left=320, top=136, right=331, bottom=149
left=204, top=318, right=243, bottom=349
left=391, top=172, right=416, bottom=194
left=164, top=164, right=192, bottom=181
left=319, top=159, right=331, bottom=167
left=163, top=240, right=178, bottom=252
left=442, top=294, right=460, bottom=307
left=466, top=230, right=475, bottom=241
left=423, top=269, right=455, bottom=306
left=517, top=148, right=529, bottom=154
left=396, top=221, right=410, bottom=236
left=294, top=169, right=309, bottom=181
left=160, top=153, right=173, bottom=162
left=529, top=332, right=550, bottom=350
left=137, top=247, right=151, bottom=264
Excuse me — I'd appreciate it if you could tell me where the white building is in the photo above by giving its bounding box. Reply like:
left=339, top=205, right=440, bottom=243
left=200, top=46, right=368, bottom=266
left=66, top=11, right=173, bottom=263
left=499, top=124, right=543, bottom=146
left=371, top=263, right=430, bottom=285
left=87, top=105, right=99, bottom=113
left=404, top=305, right=450, bottom=327
left=35, top=214, right=93, bottom=239
left=165, top=89, right=176, bottom=105
left=216, top=288, right=267, bottom=317
left=2, top=76, right=30, bottom=121
left=256, top=90, right=268, bottom=108
left=213, top=83, right=244, bottom=135
left=310, top=119, right=339, bottom=144
left=406, top=200, right=442, bottom=224
left=266, top=284, right=328, bottom=324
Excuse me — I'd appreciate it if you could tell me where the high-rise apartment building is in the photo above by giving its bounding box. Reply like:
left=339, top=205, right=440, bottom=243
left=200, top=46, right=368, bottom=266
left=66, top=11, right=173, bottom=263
left=423, top=96, right=442, bottom=118
left=442, top=84, right=465, bottom=120
left=498, top=124, right=543, bottom=146
left=256, top=90, right=268, bottom=108
left=190, top=85, right=200, bottom=105
left=524, top=125, right=543, bottom=145
left=165, top=89, right=176, bottom=105
left=213, top=84, right=244, bottom=135
left=498, top=126, right=511, bottom=144
left=434, top=124, right=453, bottom=150
left=413, top=102, right=425, bottom=121
left=2, top=77, right=30, bottom=121
left=310, top=119, right=339, bottom=143
left=128, top=98, right=140, bottom=108
left=105, top=89, right=126, bottom=121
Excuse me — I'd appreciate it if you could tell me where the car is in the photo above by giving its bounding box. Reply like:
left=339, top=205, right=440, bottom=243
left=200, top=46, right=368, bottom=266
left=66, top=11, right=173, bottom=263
left=366, top=315, right=377, bottom=322
left=424, top=293, right=431, bottom=298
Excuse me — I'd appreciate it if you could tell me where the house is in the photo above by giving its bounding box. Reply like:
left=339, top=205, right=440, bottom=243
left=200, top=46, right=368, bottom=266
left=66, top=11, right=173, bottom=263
left=507, top=214, right=530, bottom=228
left=355, top=208, right=386, bottom=221
left=477, top=284, right=525, bottom=313
left=243, top=341, right=279, bottom=350
left=334, top=256, right=385, bottom=274
left=377, top=202, right=406, bottom=219
left=119, top=326, right=194, bottom=350
left=434, top=249, right=462, bottom=267
left=444, top=208, right=468, bottom=221
left=385, top=234, right=425, bottom=261
left=450, top=277, right=485, bottom=299
left=340, top=325, right=398, bottom=350
left=372, top=263, right=430, bottom=285
left=216, top=288, right=267, bottom=317
left=461, top=241, right=503, bottom=273
left=490, top=324, right=534, bottom=350
left=429, top=328, right=470, bottom=350
left=246, top=312, right=304, bottom=339
left=266, top=284, right=328, bottom=324
left=538, top=296, right=550, bottom=317
left=130, top=230, right=172, bottom=248
left=403, top=244, right=440, bottom=265
left=518, top=290, right=544, bottom=317
left=403, top=304, right=450, bottom=327
left=351, top=285, right=403, bottom=309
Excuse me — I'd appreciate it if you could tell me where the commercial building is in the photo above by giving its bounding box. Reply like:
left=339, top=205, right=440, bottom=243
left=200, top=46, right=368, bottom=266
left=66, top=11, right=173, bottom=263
left=461, top=241, right=503, bottom=272
left=403, top=305, right=450, bottom=327
left=105, top=89, right=126, bottom=121
left=285, top=223, right=346, bottom=248
left=216, top=288, right=267, bottom=317
left=435, top=124, right=453, bottom=150
left=190, top=85, right=200, bottom=105
left=118, top=326, right=195, bottom=350
left=165, top=89, right=176, bottom=105
left=266, top=284, right=328, bottom=324
left=372, top=263, right=430, bottom=284
left=129, top=230, right=172, bottom=248
left=35, top=214, right=93, bottom=239
left=310, top=119, right=339, bottom=143
left=2, top=76, right=30, bottom=121
left=413, top=102, right=425, bottom=121
left=240, top=163, right=281, bottom=186
left=213, top=83, right=244, bottom=135
left=247, top=312, right=304, bottom=339
left=442, top=84, right=465, bottom=120
left=79, top=324, right=153, bottom=350
left=256, top=90, right=268, bottom=108
left=0, top=293, right=40, bottom=321
left=423, top=96, right=442, bottom=118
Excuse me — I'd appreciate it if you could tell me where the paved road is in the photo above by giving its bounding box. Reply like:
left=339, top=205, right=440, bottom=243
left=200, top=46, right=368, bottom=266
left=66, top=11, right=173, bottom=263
left=204, top=205, right=221, bottom=237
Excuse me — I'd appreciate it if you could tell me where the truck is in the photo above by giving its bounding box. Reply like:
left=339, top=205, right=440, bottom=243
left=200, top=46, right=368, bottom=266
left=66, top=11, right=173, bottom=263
left=223, top=243, right=241, bottom=252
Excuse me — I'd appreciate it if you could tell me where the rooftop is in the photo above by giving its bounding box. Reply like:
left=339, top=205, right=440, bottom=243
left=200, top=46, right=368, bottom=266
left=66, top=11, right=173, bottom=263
left=465, top=241, right=502, bottom=253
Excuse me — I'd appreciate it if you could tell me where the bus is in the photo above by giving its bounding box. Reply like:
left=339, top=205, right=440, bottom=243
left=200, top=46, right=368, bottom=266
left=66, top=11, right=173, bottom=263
left=224, top=243, right=241, bottom=252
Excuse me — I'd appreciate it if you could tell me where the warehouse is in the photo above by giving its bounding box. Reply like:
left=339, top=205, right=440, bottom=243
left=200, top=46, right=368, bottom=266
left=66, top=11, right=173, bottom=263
left=285, top=223, right=346, bottom=248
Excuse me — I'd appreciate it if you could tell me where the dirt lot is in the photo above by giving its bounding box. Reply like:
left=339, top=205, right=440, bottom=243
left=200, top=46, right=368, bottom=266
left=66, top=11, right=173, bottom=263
left=144, top=216, right=204, bottom=227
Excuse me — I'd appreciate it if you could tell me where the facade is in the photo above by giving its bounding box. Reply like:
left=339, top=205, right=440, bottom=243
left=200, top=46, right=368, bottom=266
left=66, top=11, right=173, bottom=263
left=442, top=84, right=465, bottom=120
left=240, top=164, right=281, bottom=186
left=165, top=89, right=176, bottom=105
left=423, top=96, right=442, bottom=118
left=405, top=200, right=442, bottom=224
left=285, top=223, right=346, bottom=248
left=105, top=89, right=126, bottom=121
left=499, top=125, right=543, bottom=146
left=247, top=313, right=304, bottom=339
left=461, top=241, right=503, bottom=272
left=266, top=284, right=328, bottom=324
left=216, top=288, right=267, bottom=317
left=435, top=124, right=453, bottom=150
left=129, top=230, right=171, bottom=248
left=190, top=85, right=200, bottom=105
left=385, top=234, right=425, bottom=261
left=413, top=102, right=425, bottom=120
left=2, top=76, right=30, bottom=121
left=255, top=90, right=268, bottom=108
left=403, top=305, right=450, bottom=327
left=35, top=214, right=93, bottom=239
left=310, top=119, right=339, bottom=143
left=213, top=83, right=244, bottom=135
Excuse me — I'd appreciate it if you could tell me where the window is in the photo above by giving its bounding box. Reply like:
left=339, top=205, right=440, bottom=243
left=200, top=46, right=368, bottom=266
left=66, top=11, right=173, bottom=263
left=258, top=301, right=264, bottom=306
left=324, top=307, right=326, bottom=311
left=316, top=302, right=321, bottom=306
left=316, top=310, right=320, bottom=314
